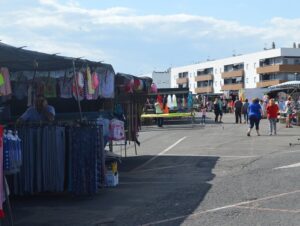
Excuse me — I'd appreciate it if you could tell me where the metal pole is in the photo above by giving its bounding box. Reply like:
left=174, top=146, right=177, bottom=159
left=72, top=60, right=83, bottom=121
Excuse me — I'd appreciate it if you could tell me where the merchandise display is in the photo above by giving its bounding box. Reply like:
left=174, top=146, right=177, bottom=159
left=0, top=43, right=152, bottom=223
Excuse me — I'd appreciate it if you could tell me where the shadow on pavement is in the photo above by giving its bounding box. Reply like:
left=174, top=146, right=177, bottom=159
left=11, top=155, right=218, bottom=226
left=116, top=155, right=218, bottom=226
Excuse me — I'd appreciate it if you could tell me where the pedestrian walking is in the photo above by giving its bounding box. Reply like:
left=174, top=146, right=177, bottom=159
left=242, top=99, right=249, bottom=124
left=259, top=99, right=265, bottom=118
left=247, top=98, right=263, bottom=136
left=285, top=96, right=293, bottom=128
left=214, top=98, right=220, bottom=123
left=155, top=95, right=164, bottom=127
left=285, top=102, right=293, bottom=128
left=266, top=98, right=279, bottom=135
left=222, top=99, right=227, bottom=113
left=234, top=98, right=243, bottom=123
left=201, top=104, right=207, bottom=124
left=218, top=98, right=223, bottom=123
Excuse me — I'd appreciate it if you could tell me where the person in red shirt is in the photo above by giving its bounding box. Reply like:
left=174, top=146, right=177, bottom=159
left=266, top=98, right=279, bottom=135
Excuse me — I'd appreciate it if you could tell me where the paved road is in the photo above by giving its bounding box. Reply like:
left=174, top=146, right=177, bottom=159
left=12, top=113, right=300, bottom=226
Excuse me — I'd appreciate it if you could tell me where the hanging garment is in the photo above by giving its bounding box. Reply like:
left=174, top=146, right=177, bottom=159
left=124, top=79, right=134, bottom=94
left=187, top=92, right=193, bottom=109
left=0, top=68, right=12, bottom=97
left=109, top=119, right=125, bottom=141
left=84, top=72, right=93, bottom=100
left=182, top=97, right=186, bottom=108
left=13, top=77, right=28, bottom=100
left=9, top=126, right=65, bottom=195
left=101, top=70, right=114, bottom=98
left=92, top=72, right=100, bottom=90
left=133, top=79, right=143, bottom=91
left=167, top=95, right=173, bottom=110
left=97, top=117, right=110, bottom=147
left=27, top=84, right=34, bottom=107
left=150, top=83, right=157, bottom=93
left=3, top=130, right=22, bottom=172
left=0, top=125, right=4, bottom=218
left=58, top=77, right=73, bottom=98
left=86, top=67, right=95, bottom=95
left=67, top=126, right=104, bottom=195
left=44, top=77, right=57, bottom=98
left=72, top=72, right=84, bottom=101
left=92, top=72, right=100, bottom=99
left=172, top=95, right=177, bottom=108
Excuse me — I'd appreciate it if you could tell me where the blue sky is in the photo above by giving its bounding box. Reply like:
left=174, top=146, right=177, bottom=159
left=1, top=0, right=300, bottom=74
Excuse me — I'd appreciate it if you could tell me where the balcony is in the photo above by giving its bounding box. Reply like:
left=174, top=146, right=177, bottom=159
left=256, top=80, right=286, bottom=88
left=257, top=64, right=300, bottom=74
left=176, top=77, right=188, bottom=85
left=195, top=86, right=213, bottom=94
left=221, top=83, right=244, bottom=91
left=221, top=69, right=244, bottom=79
left=195, top=74, right=213, bottom=82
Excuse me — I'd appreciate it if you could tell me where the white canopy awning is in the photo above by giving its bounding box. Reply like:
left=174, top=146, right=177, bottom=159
left=268, top=81, right=300, bottom=90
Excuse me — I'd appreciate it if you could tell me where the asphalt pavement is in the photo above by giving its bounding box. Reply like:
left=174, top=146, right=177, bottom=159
left=11, top=112, right=300, bottom=226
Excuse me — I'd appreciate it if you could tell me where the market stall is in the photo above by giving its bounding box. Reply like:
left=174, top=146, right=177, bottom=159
left=141, top=88, right=195, bottom=125
left=113, top=73, right=152, bottom=156
left=268, top=81, right=300, bottom=125
left=0, top=43, right=122, bottom=224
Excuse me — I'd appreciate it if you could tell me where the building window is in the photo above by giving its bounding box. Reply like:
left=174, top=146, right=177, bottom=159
left=246, top=64, right=248, bottom=70
left=215, top=81, right=217, bottom=86
left=254, top=62, right=256, bottom=68
left=254, top=77, right=256, bottom=83
left=246, top=78, right=249, bottom=84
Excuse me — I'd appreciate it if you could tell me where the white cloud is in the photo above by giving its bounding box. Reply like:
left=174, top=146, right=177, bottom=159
left=0, top=34, right=109, bottom=62
left=2, top=0, right=295, bottom=42
left=2, top=0, right=300, bottom=73
left=39, top=0, right=132, bottom=17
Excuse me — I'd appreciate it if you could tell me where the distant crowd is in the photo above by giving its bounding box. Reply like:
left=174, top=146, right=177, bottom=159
left=197, top=96, right=296, bottom=136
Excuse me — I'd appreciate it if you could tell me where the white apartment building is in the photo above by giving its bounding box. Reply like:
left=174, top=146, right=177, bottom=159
left=171, top=48, right=300, bottom=95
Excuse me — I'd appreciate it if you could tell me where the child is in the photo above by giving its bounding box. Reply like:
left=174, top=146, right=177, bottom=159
left=201, top=105, right=207, bottom=124
left=266, top=98, right=279, bottom=135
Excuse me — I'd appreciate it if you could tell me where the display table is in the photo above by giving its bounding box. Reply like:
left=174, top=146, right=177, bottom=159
left=141, top=112, right=194, bottom=118
left=141, top=112, right=195, bottom=126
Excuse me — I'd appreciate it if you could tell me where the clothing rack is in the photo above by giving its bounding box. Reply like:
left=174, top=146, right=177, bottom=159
left=0, top=125, right=16, bottom=226
left=5, top=122, right=105, bottom=196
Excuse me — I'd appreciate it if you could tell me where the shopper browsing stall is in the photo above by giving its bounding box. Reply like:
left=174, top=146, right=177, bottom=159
left=18, top=95, right=55, bottom=122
